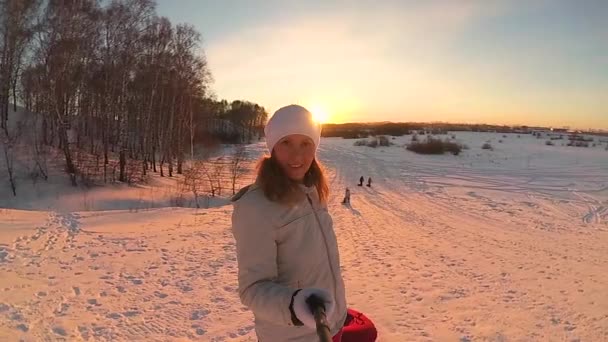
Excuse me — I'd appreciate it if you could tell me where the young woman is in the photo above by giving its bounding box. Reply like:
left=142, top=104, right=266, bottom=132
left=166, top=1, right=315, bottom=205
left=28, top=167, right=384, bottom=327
left=231, top=105, right=347, bottom=341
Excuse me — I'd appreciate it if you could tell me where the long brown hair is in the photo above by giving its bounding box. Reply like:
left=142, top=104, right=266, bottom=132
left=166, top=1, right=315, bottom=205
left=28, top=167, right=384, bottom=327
left=256, top=154, right=329, bottom=205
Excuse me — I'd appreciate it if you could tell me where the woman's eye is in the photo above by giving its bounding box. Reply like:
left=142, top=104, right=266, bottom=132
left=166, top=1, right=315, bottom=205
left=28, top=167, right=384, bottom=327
left=281, top=140, right=290, bottom=145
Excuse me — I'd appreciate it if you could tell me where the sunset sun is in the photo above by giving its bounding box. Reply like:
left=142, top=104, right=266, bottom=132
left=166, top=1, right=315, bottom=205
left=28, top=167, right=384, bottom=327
left=310, top=105, right=330, bottom=124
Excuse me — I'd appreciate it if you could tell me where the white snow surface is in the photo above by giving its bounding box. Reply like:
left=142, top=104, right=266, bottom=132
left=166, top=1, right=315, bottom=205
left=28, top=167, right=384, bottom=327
left=1, top=133, right=608, bottom=341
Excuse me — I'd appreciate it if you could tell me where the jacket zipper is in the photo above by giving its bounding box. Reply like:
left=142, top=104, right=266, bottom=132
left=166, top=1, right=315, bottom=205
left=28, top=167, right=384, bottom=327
left=306, top=195, right=339, bottom=313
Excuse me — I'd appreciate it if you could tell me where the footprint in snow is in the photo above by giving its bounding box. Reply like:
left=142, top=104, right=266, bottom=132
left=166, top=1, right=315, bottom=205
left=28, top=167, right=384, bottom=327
left=123, top=310, right=140, bottom=317
left=52, top=326, right=67, bottom=336
left=154, top=291, right=168, bottom=298
left=190, top=309, right=211, bottom=320
left=106, top=312, right=122, bottom=319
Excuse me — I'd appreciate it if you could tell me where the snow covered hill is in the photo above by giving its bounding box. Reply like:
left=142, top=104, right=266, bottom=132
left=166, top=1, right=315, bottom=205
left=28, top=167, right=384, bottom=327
left=1, top=133, right=607, bottom=341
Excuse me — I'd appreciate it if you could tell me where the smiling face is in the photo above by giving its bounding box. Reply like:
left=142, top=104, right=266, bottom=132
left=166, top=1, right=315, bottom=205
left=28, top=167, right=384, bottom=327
left=272, top=134, right=316, bottom=182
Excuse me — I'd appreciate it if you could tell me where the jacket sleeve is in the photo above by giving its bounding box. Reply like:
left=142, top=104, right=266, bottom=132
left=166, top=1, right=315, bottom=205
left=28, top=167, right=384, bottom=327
left=231, top=200, right=295, bottom=326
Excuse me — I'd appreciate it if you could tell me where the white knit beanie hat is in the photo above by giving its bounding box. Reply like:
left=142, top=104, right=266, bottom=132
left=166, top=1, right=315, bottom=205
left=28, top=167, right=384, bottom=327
left=264, top=104, right=322, bottom=153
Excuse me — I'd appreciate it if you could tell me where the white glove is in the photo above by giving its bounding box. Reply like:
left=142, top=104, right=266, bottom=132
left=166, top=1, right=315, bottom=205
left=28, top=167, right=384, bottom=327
left=293, top=288, right=335, bottom=329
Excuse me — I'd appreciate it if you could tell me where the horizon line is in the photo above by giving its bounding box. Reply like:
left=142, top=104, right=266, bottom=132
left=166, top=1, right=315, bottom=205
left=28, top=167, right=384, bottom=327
left=320, top=120, right=608, bottom=132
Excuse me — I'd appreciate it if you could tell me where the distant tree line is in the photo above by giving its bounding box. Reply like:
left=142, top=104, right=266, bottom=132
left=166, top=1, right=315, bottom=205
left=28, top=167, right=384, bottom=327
left=321, top=122, right=546, bottom=138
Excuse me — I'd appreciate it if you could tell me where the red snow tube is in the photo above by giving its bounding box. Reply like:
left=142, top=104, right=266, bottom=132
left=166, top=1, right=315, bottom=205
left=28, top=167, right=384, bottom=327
left=341, top=308, right=377, bottom=342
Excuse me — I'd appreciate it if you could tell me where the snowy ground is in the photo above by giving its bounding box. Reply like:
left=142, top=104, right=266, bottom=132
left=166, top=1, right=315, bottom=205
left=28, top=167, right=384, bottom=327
left=1, top=133, right=607, bottom=341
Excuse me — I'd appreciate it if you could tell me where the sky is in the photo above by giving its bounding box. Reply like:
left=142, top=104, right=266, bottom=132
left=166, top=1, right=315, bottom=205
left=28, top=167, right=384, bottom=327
left=156, top=0, right=608, bottom=129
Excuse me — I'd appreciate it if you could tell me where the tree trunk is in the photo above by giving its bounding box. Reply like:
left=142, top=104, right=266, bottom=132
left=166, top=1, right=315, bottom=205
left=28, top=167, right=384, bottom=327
left=12, top=78, right=18, bottom=112
left=152, top=145, right=157, bottom=172
left=119, top=148, right=126, bottom=182
left=42, top=117, right=48, bottom=145
left=59, top=124, right=77, bottom=186
left=2, top=143, right=17, bottom=196
left=177, top=153, right=183, bottom=174
left=159, top=156, right=164, bottom=177
left=1, top=93, right=7, bottom=134
left=168, top=154, right=173, bottom=177
left=104, top=128, right=109, bottom=183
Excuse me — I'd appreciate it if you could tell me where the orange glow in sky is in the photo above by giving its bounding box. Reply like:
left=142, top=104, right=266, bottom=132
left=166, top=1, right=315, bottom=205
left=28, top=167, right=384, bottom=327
left=159, top=1, right=608, bottom=130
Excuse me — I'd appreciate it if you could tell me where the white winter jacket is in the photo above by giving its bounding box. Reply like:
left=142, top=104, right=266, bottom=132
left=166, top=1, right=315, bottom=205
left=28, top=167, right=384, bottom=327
left=231, top=182, right=347, bottom=341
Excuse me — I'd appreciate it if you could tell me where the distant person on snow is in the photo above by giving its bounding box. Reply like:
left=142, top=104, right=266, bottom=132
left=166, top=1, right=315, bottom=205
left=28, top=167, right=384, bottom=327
left=358, top=176, right=364, bottom=186
left=230, top=105, right=347, bottom=341
left=367, top=177, right=372, bottom=187
left=342, top=187, right=351, bottom=204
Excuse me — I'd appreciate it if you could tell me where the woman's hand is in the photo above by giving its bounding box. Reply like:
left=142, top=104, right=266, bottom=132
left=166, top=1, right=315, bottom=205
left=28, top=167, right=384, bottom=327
left=292, top=288, right=335, bottom=329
